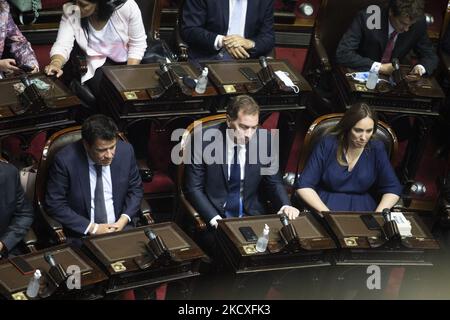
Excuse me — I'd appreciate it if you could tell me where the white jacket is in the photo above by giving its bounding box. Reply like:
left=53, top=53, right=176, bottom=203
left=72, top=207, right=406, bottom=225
left=50, top=0, right=147, bottom=83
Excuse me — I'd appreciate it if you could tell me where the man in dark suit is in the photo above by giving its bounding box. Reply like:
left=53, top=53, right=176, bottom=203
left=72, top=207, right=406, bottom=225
left=336, top=0, right=437, bottom=76
left=0, top=159, right=34, bottom=258
left=184, top=95, right=298, bottom=232
left=45, top=115, right=143, bottom=240
left=180, top=0, right=275, bottom=62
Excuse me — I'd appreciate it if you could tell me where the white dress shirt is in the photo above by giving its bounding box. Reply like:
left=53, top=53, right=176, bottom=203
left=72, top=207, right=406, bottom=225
left=84, top=157, right=130, bottom=234
left=214, top=0, right=248, bottom=50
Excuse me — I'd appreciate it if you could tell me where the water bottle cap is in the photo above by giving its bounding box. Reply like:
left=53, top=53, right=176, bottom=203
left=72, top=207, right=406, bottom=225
left=202, top=67, right=208, bottom=75
left=34, top=269, right=41, bottom=278
left=264, top=224, right=270, bottom=233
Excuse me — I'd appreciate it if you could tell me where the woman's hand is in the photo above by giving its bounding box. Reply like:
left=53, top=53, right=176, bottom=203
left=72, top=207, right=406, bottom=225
left=0, top=59, right=20, bottom=74
left=44, top=63, right=64, bottom=78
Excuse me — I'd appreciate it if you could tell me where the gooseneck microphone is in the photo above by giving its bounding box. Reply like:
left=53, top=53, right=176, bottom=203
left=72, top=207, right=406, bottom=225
left=382, top=208, right=391, bottom=222
left=280, top=213, right=289, bottom=227
left=144, top=228, right=157, bottom=241
left=44, top=252, right=57, bottom=268
left=259, top=56, right=268, bottom=68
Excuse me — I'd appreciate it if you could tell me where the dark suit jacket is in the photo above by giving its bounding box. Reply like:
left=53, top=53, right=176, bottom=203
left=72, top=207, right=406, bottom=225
left=336, top=7, right=438, bottom=74
left=45, top=140, right=143, bottom=236
left=0, top=162, right=34, bottom=253
left=184, top=123, right=290, bottom=223
left=442, top=23, right=450, bottom=54
left=180, top=0, right=275, bottom=61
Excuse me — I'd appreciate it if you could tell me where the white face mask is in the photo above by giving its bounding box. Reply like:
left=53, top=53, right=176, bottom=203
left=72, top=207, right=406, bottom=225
left=274, top=70, right=300, bottom=93
left=347, top=72, right=370, bottom=83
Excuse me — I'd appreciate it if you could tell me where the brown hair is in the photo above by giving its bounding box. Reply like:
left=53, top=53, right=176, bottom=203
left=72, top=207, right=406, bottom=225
left=226, top=95, right=260, bottom=121
left=329, top=103, right=378, bottom=166
left=389, top=0, right=424, bottom=21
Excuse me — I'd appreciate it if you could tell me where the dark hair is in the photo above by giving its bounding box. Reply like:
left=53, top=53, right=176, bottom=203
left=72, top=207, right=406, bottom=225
left=329, top=103, right=378, bottom=166
left=389, top=0, right=424, bottom=21
left=82, top=114, right=118, bottom=145
left=226, top=95, right=260, bottom=121
left=78, top=0, right=126, bottom=37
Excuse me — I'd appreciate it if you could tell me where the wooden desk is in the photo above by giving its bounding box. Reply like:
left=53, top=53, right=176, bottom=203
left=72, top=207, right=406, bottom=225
left=322, top=211, right=440, bottom=266
left=101, top=63, right=217, bottom=130
left=216, top=213, right=336, bottom=274
left=82, top=223, right=207, bottom=293
left=0, top=74, right=80, bottom=137
left=204, top=59, right=312, bottom=113
left=0, top=245, right=107, bottom=300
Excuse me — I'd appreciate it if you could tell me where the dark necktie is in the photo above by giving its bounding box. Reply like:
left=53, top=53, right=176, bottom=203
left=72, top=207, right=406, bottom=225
left=224, top=146, right=241, bottom=217
left=381, top=30, right=398, bottom=63
left=94, top=164, right=108, bottom=224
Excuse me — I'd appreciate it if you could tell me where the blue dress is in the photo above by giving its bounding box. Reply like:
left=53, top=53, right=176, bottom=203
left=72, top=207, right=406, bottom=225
left=295, top=136, right=402, bottom=211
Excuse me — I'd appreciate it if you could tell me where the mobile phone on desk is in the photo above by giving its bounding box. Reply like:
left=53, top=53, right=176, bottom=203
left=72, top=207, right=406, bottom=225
left=239, top=67, right=259, bottom=82
left=10, top=256, right=35, bottom=275
left=171, top=65, right=189, bottom=78
left=360, top=214, right=381, bottom=230
left=239, top=226, right=258, bottom=242
left=18, top=65, right=34, bottom=73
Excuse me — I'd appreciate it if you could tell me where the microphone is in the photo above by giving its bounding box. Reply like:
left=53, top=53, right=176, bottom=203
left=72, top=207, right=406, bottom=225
left=391, top=58, right=402, bottom=85
left=259, top=56, right=268, bottom=68
left=144, top=228, right=157, bottom=241
left=20, top=75, right=32, bottom=87
left=159, top=62, right=169, bottom=73
left=280, top=213, right=290, bottom=227
left=382, top=208, right=391, bottom=222
left=44, top=252, right=57, bottom=268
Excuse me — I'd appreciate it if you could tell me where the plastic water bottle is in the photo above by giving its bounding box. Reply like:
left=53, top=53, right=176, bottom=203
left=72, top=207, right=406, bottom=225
left=256, top=224, right=270, bottom=253
left=26, top=269, right=41, bottom=298
left=366, top=70, right=378, bottom=90
left=195, top=67, right=208, bottom=94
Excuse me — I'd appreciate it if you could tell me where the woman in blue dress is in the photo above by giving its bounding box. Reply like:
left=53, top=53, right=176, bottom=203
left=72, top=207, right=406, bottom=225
left=295, top=103, right=402, bottom=212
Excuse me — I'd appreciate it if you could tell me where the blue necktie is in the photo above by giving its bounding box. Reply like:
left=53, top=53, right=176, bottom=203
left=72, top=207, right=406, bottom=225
left=225, top=146, right=241, bottom=217
left=228, top=0, right=243, bottom=35
left=94, top=164, right=108, bottom=224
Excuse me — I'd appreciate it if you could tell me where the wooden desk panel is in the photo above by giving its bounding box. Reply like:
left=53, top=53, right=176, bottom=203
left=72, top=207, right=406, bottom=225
left=0, top=74, right=80, bottom=136
left=322, top=211, right=440, bottom=266
left=0, top=245, right=107, bottom=300
left=216, top=214, right=336, bottom=273
left=83, top=223, right=207, bottom=293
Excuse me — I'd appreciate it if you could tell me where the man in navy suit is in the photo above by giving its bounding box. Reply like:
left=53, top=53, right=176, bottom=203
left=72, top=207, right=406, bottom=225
left=0, top=159, right=34, bottom=258
left=184, top=95, right=299, bottom=232
left=336, top=0, right=437, bottom=76
left=45, top=115, right=143, bottom=240
left=180, top=0, right=275, bottom=62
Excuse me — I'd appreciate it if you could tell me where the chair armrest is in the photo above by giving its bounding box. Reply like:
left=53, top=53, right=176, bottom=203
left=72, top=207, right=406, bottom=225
left=313, top=36, right=332, bottom=72
left=140, top=199, right=154, bottom=225
left=180, top=194, right=207, bottom=232
left=137, top=159, right=153, bottom=183
left=23, top=229, right=38, bottom=253
left=39, top=207, right=66, bottom=244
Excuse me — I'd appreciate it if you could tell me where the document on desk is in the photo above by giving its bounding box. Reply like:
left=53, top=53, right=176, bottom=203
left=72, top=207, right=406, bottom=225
left=391, top=212, right=412, bottom=237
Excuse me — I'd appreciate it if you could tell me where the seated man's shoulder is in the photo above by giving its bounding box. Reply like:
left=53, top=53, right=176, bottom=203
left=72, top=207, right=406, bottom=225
left=0, top=161, right=18, bottom=177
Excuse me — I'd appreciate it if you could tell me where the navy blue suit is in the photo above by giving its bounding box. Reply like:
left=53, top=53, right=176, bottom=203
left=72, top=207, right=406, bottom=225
left=45, top=140, right=143, bottom=236
left=336, top=7, right=438, bottom=74
left=184, top=123, right=290, bottom=223
left=0, top=162, right=34, bottom=254
left=181, top=0, right=275, bottom=61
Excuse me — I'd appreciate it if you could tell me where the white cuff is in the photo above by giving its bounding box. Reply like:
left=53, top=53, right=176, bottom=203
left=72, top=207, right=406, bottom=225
left=214, top=35, right=224, bottom=50
left=370, top=62, right=381, bottom=73
left=209, top=215, right=223, bottom=228
left=121, top=214, right=131, bottom=222
left=414, top=64, right=426, bottom=75
left=84, top=222, right=93, bottom=235
left=277, top=205, right=289, bottom=214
